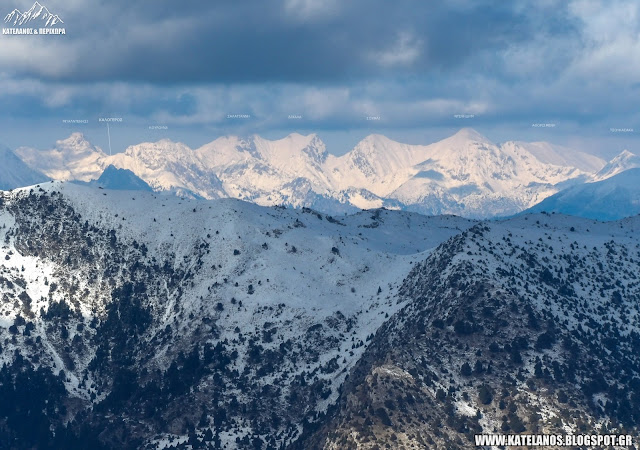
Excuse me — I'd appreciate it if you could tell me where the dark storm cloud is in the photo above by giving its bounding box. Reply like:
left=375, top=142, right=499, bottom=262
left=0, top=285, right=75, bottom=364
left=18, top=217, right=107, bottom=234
left=2, top=0, right=572, bottom=83
left=0, top=0, right=638, bottom=156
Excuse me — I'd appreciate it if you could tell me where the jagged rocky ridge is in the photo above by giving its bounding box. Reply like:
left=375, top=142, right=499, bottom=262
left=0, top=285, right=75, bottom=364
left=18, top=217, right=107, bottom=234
left=0, top=184, right=639, bottom=449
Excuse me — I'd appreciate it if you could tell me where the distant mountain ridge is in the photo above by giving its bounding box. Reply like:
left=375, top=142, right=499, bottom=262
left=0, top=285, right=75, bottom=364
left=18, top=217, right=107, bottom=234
left=520, top=168, right=640, bottom=221
left=594, top=149, right=640, bottom=180
left=11, top=129, right=637, bottom=218
left=0, top=146, right=49, bottom=190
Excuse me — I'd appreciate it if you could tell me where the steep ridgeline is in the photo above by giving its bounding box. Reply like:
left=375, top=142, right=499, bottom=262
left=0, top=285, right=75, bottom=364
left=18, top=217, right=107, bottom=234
left=298, top=214, right=640, bottom=449
left=0, top=183, right=473, bottom=449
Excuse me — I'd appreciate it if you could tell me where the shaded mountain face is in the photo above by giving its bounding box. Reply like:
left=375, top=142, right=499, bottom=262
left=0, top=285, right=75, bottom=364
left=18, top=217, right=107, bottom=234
left=522, top=168, right=640, bottom=221
left=0, top=184, right=639, bottom=449
left=90, top=165, right=153, bottom=191
left=298, top=215, right=640, bottom=449
left=0, top=146, right=49, bottom=190
left=11, top=129, right=615, bottom=218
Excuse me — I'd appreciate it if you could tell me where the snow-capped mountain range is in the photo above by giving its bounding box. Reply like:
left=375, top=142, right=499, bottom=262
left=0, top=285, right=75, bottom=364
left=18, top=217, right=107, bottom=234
left=4, top=1, right=63, bottom=27
left=12, top=129, right=639, bottom=218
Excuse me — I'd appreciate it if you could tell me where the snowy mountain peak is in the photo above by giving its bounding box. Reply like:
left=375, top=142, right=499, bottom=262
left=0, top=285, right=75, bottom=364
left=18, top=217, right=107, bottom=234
left=347, top=135, right=408, bottom=162
left=252, top=133, right=328, bottom=167
left=595, top=149, right=640, bottom=180
left=419, top=128, right=501, bottom=165
left=355, top=133, right=400, bottom=151
left=360, top=133, right=390, bottom=143
left=326, top=135, right=431, bottom=202
left=55, top=133, right=103, bottom=154
left=425, top=129, right=506, bottom=172
left=609, top=149, right=637, bottom=163
left=14, top=134, right=105, bottom=182
left=137, top=138, right=187, bottom=149
left=618, top=149, right=635, bottom=158
left=254, top=132, right=320, bottom=149
left=503, top=141, right=606, bottom=172
left=282, top=132, right=318, bottom=144
left=118, top=140, right=193, bottom=162
left=448, top=127, right=493, bottom=144
left=302, top=134, right=328, bottom=165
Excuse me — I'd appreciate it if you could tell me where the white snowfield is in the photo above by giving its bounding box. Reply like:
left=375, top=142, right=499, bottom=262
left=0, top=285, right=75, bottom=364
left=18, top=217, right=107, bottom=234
left=13, top=128, right=637, bottom=218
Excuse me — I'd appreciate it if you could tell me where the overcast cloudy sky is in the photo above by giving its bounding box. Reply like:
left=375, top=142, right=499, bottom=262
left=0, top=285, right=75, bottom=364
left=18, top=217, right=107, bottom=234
left=0, top=0, right=638, bottom=156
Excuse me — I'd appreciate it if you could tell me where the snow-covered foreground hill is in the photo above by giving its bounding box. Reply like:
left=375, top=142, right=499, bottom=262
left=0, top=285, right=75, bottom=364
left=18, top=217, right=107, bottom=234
left=0, top=183, right=638, bottom=449
left=300, top=213, right=640, bottom=449
left=0, top=183, right=473, bottom=448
